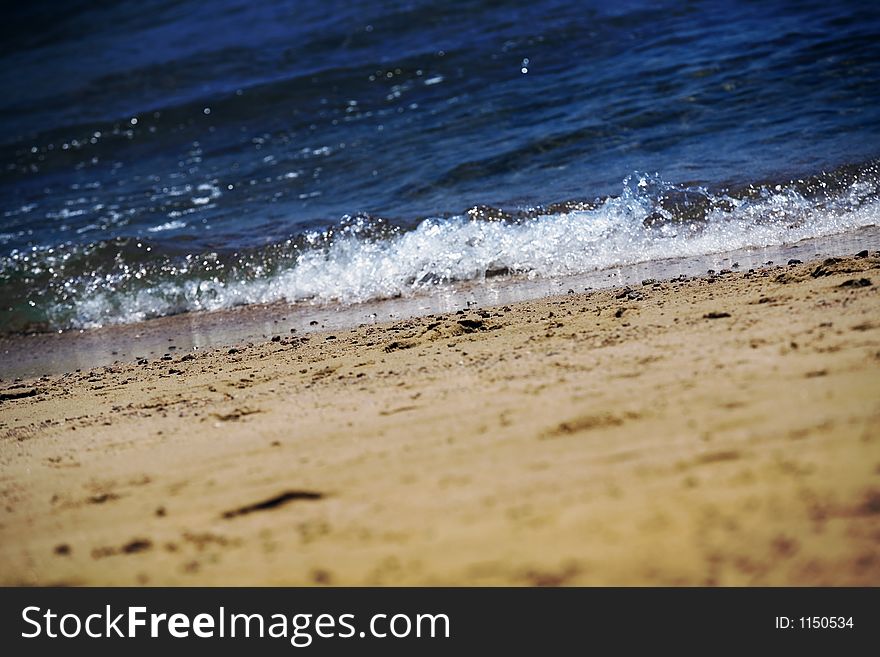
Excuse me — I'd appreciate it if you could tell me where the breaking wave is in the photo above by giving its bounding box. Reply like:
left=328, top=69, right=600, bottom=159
left=1, top=161, right=878, bottom=332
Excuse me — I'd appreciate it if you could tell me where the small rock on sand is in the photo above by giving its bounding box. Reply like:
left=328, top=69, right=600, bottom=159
left=839, top=278, right=872, bottom=288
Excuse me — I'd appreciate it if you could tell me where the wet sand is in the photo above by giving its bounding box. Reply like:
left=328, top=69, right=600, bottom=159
left=1, top=252, right=879, bottom=585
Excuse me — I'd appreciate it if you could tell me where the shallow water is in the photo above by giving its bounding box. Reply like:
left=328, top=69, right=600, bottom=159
left=1, top=0, right=879, bottom=333
left=2, top=225, right=877, bottom=380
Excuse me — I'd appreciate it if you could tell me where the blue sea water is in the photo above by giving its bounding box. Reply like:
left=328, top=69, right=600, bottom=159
left=1, top=0, right=879, bottom=332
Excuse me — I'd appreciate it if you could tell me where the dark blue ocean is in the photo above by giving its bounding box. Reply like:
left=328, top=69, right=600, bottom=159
left=2, top=0, right=879, bottom=332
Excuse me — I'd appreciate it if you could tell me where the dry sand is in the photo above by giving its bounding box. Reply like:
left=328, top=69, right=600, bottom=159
left=1, top=252, right=879, bottom=586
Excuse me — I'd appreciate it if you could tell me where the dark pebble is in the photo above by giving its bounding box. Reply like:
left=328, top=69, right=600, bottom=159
left=839, top=278, right=872, bottom=288
left=788, top=259, right=802, bottom=265
left=122, top=539, right=152, bottom=554
left=704, top=312, right=731, bottom=319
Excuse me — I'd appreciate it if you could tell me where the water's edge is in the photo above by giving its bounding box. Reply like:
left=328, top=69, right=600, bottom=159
left=2, top=225, right=877, bottom=380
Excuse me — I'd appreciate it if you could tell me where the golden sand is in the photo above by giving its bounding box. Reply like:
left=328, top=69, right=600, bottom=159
left=1, top=253, right=879, bottom=585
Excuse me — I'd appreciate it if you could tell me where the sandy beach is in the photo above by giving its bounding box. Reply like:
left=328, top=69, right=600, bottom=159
left=1, top=251, right=879, bottom=586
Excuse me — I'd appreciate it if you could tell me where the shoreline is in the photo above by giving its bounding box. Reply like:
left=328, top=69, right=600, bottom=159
left=1, top=250, right=879, bottom=585
left=3, top=225, right=879, bottom=381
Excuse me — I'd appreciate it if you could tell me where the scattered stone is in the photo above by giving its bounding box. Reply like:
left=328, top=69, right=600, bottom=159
left=839, top=278, right=872, bottom=288
left=788, top=259, right=802, bottom=265
left=228, top=348, right=239, bottom=355
left=703, top=312, right=731, bottom=319
left=811, top=257, right=843, bottom=277
left=0, top=388, right=39, bottom=401
left=457, top=318, right=485, bottom=332
left=642, top=278, right=656, bottom=286
left=271, top=335, right=281, bottom=342
left=856, top=250, right=869, bottom=258
left=122, top=539, right=152, bottom=554
left=54, top=544, right=71, bottom=556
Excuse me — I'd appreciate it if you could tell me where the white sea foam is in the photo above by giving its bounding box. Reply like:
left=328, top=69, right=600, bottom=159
left=56, top=176, right=879, bottom=329
left=147, top=220, right=187, bottom=232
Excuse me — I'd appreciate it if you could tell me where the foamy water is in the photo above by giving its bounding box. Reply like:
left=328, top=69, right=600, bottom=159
left=3, top=166, right=870, bottom=331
